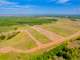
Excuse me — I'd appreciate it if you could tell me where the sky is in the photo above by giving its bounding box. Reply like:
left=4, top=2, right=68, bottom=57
left=0, top=0, right=80, bottom=16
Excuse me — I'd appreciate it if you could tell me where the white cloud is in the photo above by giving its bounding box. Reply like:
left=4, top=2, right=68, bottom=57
left=0, top=0, right=37, bottom=9
left=49, top=0, right=70, bottom=4
left=0, top=0, right=18, bottom=6
left=56, top=0, right=70, bottom=4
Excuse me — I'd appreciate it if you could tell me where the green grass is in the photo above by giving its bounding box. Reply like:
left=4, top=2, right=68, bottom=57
left=0, top=17, right=57, bottom=26
left=0, top=51, right=43, bottom=60
left=0, top=26, right=16, bottom=32
left=0, top=52, right=29, bottom=60
left=0, top=32, right=37, bottom=49
left=27, top=27, right=50, bottom=43
left=0, top=37, right=80, bottom=60
left=0, top=17, right=80, bottom=60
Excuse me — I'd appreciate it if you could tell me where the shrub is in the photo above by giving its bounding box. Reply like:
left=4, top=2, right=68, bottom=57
left=0, top=35, right=5, bottom=40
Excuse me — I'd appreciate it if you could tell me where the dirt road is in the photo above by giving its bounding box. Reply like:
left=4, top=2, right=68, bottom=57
left=20, top=30, right=43, bottom=47
left=0, top=26, right=80, bottom=53
left=32, top=25, right=64, bottom=41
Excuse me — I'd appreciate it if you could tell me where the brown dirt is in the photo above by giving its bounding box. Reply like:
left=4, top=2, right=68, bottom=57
left=20, top=30, right=43, bottom=47
left=0, top=26, right=80, bottom=53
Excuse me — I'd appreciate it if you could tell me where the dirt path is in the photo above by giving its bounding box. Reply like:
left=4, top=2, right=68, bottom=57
left=0, top=27, right=80, bottom=53
left=21, top=28, right=80, bottom=53
left=66, top=31, right=80, bottom=40
left=0, top=27, right=64, bottom=53
left=20, top=30, right=43, bottom=47
left=32, top=25, right=64, bottom=41
left=0, top=38, right=64, bottom=53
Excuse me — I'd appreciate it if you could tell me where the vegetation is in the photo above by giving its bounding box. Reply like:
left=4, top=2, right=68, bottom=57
left=6, top=31, right=20, bottom=40
left=0, top=31, right=20, bottom=41
left=0, top=36, right=80, bottom=60
left=36, top=36, right=80, bottom=60
left=0, top=26, right=17, bottom=32
left=42, top=19, right=80, bottom=37
left=0, top=17, right=58, bottom=26
left=27, top=27, right=50, bottom=43
left=0, top=16, right=79, bottom=60
left=0, top=32, right=37, bottom=49
left=0, top=34, right=5, bottom=40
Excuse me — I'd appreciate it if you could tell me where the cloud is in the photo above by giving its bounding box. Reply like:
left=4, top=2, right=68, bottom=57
left=0, top=0, right=79, bottom=15
left=0, top=0, right=18, bottom=6
left=0, top=0, right=40, bottom=15
left=49, top=0, right=70, bottom=4
left=56, top=0, right=70, bottom=4
left=0, top=0, right=37, bottom=9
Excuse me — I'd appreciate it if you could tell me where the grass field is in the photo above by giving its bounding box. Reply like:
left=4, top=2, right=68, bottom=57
left=0, top=32, right=37, bottom=49
left=0, top=26, right=17, bottom=32
left=27, top=26, right=50, bottom=43
left=42, top=18, right=80, bottom=37
left=0, top=16, right=80, bottom=60
left=0, top=17, right=57, bottom=26
left=0, top=36, right=79, bottom=60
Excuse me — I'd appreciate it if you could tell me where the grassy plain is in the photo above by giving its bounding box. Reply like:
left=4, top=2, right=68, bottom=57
left=27, top=27, right=50, bottom=43
left=42, top=18, right=80, bottom=37
left=0, top=16, right=79, bottom=60
left=0, top=32, right=37, bottom=49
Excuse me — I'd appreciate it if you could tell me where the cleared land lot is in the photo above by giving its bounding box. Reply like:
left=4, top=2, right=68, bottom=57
left=0, top=17, right=80, bottom=60
left=0, top=31, right=37, bottom=49
left=41, top=19, right=80, bottom=37
left=27, top=27, right=51, bottom=43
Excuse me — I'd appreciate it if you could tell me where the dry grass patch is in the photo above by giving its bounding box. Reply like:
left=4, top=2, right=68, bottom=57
left=0, top=32, right=37, bottom=49
left=42, top=19, right=80, bottom=37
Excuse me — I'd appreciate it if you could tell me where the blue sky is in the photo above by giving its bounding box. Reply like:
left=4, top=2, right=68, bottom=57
left=0, top=0, right=80, bottom=16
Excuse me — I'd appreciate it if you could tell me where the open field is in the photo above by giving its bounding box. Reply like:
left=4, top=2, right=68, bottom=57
left=41, top=18, right=80, bottom=37
left=0, top=36, right=79, bottom=60
left=0, top=31, right=37, bottom=49
left=27, top=26, right=51, bottom=43
left=0, top=16, right=80, bottom=60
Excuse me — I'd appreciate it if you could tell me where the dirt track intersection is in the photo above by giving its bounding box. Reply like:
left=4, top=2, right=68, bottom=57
left=0, top=25, right=80, bottom=53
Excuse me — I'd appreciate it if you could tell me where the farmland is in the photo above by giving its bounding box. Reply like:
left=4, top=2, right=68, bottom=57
left=0, top=16, right=80, bottom=60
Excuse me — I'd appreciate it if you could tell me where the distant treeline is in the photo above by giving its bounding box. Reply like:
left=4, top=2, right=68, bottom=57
left=67, top=16, right=80, bottom=19
left=0, top=17, right=58, bottom=26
